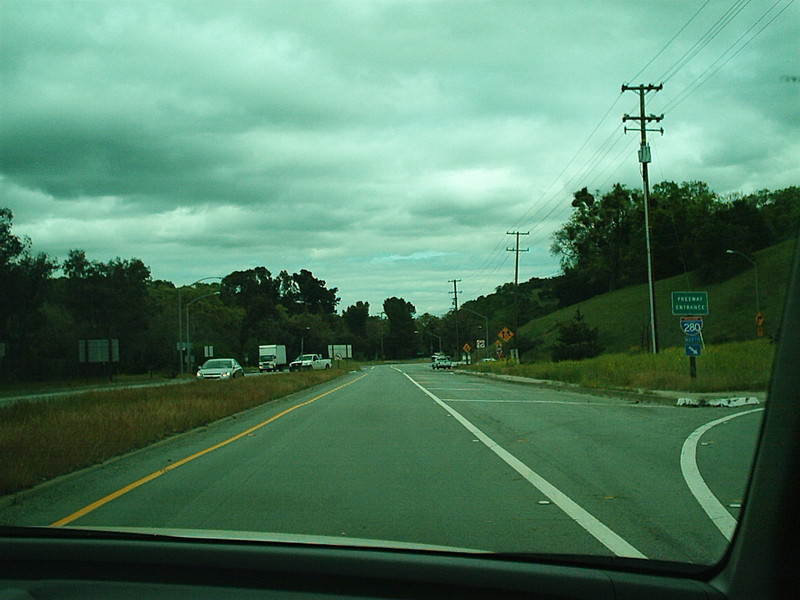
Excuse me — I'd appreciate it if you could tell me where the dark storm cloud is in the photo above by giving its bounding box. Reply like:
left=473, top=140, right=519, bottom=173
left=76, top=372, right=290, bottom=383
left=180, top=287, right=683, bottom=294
left=1, top=1, right=797, bottom=315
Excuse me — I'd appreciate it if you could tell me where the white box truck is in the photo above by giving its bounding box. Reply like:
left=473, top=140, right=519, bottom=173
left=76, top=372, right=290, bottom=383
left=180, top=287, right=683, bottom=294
left=258, top=344, right=287, bottom=372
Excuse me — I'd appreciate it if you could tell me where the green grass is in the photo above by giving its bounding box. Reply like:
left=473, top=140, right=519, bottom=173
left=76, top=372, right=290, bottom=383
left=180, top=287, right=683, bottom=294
left=470, top=339, right=775, bottom=393
left=518, top=239, right=796, bottom=359
left=0, top=369, right=347, bottom=497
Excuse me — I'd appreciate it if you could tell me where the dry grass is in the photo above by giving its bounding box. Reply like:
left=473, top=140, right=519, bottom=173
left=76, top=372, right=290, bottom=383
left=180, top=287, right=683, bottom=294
left=0, top=370, right=345, bottom=497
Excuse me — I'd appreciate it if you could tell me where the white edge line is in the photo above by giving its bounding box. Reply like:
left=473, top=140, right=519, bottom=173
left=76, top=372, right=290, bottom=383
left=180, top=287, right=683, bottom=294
left=680, top=408, right=764, bottom=541
left=399, top=369, right=647, bottom=559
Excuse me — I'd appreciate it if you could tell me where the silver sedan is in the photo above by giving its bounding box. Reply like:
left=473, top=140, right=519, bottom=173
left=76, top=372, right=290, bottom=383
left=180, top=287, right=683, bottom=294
left=196, top=358, right=244, bottom=380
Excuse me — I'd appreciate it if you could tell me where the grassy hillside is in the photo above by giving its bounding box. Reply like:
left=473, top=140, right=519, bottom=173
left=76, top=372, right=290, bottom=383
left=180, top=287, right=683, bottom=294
left=518, top=238, right=797, bottom=361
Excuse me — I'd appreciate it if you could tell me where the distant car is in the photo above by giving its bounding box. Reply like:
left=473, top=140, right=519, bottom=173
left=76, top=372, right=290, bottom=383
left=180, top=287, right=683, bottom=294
left=432, top=355, right=453, bottom=370
left=479, top=357, right=497, bottom=363
left=196, top=358, right=244, bottom=380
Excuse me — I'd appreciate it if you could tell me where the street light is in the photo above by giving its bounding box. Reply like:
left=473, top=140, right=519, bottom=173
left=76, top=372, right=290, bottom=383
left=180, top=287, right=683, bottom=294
left=186, top=291, right=221, bottom=371
left=425, top=329, right=442, bottom=354
left=378, top=312, right=386, bottom=361
left=726, top=250, right=761, bottom=334
left=178, top=277, right=223, bottom=374
left=461, top=307, right=489, bottom=361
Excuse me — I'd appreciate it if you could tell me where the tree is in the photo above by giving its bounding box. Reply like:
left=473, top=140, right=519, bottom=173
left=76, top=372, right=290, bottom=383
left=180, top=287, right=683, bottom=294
left=382, top=297, right=417, bottom=359
left=342, top=301, right=370, bottom=339
left=551, top=184, right=640, bottom=301
left=220, top=267, right=280, bottom=309
left=756, top=186, right=800, bottom=242
left=550, top=309, right=604, bottom=362
left=290, top=269, right=340, bottom=315
left=0, top=208, right=56, bottom=379
left=221, top=268, right=285, bottom=352
left=60, top=250, right=152, bottom=372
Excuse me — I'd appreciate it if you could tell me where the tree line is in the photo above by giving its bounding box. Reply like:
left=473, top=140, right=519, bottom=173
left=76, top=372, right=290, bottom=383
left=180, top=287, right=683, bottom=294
left=550, top=182, right=799, bottom=306
left=1, top=207, right=424, bottom=381
left=2, top=182, right=797, bottom=379
left=429, top=182, right=799, bottom=361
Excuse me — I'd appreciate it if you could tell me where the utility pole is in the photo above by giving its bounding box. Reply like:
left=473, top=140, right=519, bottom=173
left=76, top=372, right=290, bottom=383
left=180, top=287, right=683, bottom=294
left=449, top=279, right=461, bottom=359
left=622, top=83, right=664, bottom=354
left=506, top=231, right=529, bottom=361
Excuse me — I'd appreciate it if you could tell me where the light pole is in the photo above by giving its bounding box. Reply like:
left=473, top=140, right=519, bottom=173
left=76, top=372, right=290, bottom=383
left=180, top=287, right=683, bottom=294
left=461, top=307, right=489, bottom=361
left=727, top=250, right=761, bottom=334
left=178, top=277, right=223, bottom=374
left=378, top=312, right=385, bottom=361
left=186, top=291, right=220, bottom=371
left=425, top=329, right=442, bottom=354
left=300, top=326, right=310, bottom=356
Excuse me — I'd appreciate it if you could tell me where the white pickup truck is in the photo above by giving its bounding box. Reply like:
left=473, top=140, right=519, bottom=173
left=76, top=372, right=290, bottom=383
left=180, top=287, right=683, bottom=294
left=289, top=353, right=332, bottom=371
left=431, top=355, right=453, bottom=370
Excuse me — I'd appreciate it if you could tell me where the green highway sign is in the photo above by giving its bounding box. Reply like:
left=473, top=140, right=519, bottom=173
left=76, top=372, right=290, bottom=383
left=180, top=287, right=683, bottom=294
left=671, top=291, right=708, bottom=315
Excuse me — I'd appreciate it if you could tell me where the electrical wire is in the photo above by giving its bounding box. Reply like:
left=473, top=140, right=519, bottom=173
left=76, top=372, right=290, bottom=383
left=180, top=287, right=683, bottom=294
left=457, top=0, right=795, bottom=308
left=662, top=0, right=795, bottom=112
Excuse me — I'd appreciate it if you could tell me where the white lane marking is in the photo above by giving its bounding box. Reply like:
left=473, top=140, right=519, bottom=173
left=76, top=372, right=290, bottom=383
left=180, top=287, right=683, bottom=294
left=680, top=408, right=764, bottom=541
left=399, top=369, right=647, bottom=559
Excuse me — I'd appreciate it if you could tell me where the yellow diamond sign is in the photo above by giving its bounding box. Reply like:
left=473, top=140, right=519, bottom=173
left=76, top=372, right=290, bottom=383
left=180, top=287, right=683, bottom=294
left=498, top=327, right=514, bottom=342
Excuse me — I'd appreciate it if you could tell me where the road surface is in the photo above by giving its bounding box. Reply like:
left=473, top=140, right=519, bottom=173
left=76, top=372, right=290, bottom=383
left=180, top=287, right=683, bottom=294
left=0, top=364, right=762, bottom=564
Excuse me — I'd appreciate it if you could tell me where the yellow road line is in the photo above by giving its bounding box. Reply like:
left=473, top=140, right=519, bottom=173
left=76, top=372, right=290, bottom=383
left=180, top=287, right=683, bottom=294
left=51, top=373, right=367, bottom=527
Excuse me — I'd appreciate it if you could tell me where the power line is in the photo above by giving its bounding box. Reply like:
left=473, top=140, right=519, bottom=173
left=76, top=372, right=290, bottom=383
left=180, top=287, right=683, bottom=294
left=463, top=2, right=795, bottom=309
left=627, top=0, right=714, bottom=84
left=657, top=0, right=753, bottom=83
left=662, top=0, right=795, bottom=112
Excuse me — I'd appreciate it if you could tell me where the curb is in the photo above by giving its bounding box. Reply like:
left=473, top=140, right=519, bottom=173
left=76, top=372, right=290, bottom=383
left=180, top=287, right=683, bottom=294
left=453, top=369, right=766, bottom=407
left=676, top=396, right=761, bottom=407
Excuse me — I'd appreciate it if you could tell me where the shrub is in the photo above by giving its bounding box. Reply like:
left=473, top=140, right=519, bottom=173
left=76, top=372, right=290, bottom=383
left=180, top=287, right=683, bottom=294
left=551, top=309, right=604, bottom=362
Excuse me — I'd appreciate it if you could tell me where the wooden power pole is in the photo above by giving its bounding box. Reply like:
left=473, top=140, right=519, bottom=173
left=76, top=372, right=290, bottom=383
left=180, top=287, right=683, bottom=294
left=622, top=83, right=664, bottom=354
left=506, top=231, right=529, bottom=360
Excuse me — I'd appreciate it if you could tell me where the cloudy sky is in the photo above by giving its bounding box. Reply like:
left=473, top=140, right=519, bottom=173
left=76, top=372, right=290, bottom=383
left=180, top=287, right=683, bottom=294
left=2, top=1, right=798, bottom=316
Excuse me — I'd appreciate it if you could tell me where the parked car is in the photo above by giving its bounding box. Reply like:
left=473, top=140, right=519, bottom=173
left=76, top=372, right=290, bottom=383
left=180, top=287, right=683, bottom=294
left=196, top=358, right=244, bottom=380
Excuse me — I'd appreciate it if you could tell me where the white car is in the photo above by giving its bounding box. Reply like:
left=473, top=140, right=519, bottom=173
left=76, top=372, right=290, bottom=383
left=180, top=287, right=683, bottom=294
left=432, top=356, right=453, bottom=370
left=196, top=358, right=244, bottom=380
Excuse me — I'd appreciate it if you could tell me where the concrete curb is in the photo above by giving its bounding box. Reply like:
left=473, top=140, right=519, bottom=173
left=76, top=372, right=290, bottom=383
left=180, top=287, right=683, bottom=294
left=676, top=396, right=761, bottom=407
left=453, top=368, right=767, bottom=408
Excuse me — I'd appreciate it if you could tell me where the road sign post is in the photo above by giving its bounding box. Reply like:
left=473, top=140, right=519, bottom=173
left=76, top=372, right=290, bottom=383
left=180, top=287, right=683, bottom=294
left=678, top=315, right=704, bottom=379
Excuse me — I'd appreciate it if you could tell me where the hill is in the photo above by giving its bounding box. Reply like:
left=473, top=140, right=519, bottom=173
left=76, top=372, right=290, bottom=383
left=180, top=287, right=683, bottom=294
left=517, top=238, right=797, bottom=361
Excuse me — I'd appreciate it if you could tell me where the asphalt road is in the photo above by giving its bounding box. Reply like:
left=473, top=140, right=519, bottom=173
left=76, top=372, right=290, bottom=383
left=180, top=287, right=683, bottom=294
left=0, top=364, right=762, bottom=564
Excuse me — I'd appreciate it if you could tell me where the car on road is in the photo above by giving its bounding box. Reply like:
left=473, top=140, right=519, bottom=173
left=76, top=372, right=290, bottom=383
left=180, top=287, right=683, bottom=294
left=196, top=358, right=244, bottom=380
left=431, top=355, right=453, bottom=369
left=288, top=354, right=332, bottom=371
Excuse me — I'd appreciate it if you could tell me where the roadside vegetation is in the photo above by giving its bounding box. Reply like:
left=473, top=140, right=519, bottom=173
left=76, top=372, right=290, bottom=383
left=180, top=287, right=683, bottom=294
left=469, top=338, right=775, bottom=393
left=2, top=184, right=798, bottom=383
left=0, top=369, right=346, bottom=497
